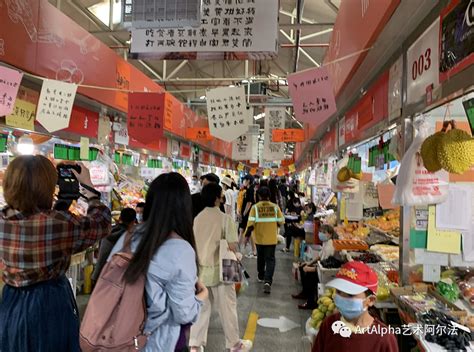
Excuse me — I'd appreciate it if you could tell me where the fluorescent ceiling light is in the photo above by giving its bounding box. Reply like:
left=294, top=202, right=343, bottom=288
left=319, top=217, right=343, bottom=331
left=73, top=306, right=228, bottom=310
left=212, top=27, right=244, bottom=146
left=17, top=136, right=35, bottom=155
left=199, top=95, right=206, bottom=100
left=254, top=113, right=265, bottom=120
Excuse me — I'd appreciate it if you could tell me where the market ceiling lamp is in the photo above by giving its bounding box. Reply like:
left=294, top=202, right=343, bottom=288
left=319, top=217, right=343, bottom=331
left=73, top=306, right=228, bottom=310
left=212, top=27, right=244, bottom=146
left=17, top=135, right=35, bottom=155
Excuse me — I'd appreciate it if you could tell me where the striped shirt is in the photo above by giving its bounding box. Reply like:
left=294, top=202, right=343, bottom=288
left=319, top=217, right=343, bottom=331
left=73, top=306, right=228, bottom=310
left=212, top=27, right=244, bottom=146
left=0, top=200, right=111, bottom=287
left=247, top=201, right=284, bottom=245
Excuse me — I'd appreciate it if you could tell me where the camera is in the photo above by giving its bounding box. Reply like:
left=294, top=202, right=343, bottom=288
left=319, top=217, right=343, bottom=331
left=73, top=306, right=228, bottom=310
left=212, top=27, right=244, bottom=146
left=56, top=164, right=82, bottom=201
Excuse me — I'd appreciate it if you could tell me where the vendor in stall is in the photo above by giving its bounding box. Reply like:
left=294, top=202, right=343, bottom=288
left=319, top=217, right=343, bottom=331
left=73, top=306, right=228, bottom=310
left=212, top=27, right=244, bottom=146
left=291, top=224, right=338, bottom=309
left=312, top=261, right=398, bottom=352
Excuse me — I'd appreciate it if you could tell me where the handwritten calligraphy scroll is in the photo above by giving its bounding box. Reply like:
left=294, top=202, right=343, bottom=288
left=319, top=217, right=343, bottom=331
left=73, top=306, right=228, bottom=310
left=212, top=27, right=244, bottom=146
left=263, top=107, right=285, bottom=161
left=206, top=86, right=248, bottom=142
left=127, top=92, right=164, bottom=145
left=36, top=79, right=77, bottom=132
left=288, top=66, right=337, bottom=126
left=0, top=66, right=23, bottom=117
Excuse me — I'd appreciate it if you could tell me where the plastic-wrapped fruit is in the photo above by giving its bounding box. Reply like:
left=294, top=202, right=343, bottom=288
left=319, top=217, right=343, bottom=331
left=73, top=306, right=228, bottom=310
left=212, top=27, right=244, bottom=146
left=421, top=132, right=444, bottom=172
left=337, top=167, right=351, bottom=182
left=437, top=122, right=474, bottom=174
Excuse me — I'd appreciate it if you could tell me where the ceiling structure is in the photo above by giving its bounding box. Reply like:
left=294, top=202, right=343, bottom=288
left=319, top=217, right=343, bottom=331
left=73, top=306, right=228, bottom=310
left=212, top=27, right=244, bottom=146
left=50, top=0, right=338, bottom=102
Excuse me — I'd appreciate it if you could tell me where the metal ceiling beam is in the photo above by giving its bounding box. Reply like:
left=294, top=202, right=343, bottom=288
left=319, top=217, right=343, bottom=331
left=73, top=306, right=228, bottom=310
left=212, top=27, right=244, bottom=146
left=293, top=0, right=304, bottom=72
left=279, top=23, right=334, bottom=30
left=300, top=28, right=334, bottom=41
left=280, top=29, right=320, bottom=67
left=166, top=60, right=188, bottom=80
left=137, top=60, right=162, bottom=80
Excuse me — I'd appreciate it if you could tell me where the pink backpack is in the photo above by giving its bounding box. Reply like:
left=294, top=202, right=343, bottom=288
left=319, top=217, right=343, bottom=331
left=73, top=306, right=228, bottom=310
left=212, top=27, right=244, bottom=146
left=80, top=248, right=148, bottom=351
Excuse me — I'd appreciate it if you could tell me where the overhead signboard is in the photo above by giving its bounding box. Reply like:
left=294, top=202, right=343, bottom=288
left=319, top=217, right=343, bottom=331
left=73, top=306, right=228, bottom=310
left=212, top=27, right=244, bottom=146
left=130, top=0, right=278, bottom=60
left=406, top=18, right=440, bottom=105
left=232, top=133, right=253, bottom=160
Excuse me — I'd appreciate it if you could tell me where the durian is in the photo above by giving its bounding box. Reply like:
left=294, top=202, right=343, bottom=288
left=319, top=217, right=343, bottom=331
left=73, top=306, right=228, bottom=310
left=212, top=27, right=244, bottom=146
left=420, top=132, right=444, bottom=172
left=337, top=167, right=351, bottom=182
left=437, top=121, right=474, bottom=174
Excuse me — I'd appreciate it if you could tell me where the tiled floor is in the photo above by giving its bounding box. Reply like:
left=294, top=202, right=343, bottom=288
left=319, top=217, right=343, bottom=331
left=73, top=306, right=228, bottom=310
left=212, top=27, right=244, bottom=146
left=77, top=244, right=311, bottom=351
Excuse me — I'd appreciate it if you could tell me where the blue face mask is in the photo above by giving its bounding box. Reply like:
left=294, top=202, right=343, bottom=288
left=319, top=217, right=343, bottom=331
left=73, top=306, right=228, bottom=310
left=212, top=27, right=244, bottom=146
left=334, top=294, right=367, bottom=320
left=318, top=232, right=329, bottom=242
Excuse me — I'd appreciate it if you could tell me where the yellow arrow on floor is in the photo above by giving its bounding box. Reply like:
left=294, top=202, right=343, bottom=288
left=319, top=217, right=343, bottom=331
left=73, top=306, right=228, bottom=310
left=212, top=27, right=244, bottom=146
left=243, top=311, right=259, bottom=343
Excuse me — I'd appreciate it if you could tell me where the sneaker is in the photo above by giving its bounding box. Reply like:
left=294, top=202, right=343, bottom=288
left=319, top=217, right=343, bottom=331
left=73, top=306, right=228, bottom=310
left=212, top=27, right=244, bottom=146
left=257, top=277, right=264, bottom=283
left=280, top=248, right=289, bottom=253
left=245, top=253, right=257, bottom=259
left=230, top=339, right=253, bottom=352
left=264, top=283, right=271, bottom=294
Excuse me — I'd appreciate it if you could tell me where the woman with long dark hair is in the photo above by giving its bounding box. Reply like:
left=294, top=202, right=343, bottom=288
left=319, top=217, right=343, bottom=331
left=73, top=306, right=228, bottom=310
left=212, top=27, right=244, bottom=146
left=109, top=172, right=208, bottom=351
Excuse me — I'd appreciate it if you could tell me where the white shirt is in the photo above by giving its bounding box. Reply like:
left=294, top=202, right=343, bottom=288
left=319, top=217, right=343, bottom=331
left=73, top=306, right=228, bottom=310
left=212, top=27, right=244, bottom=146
left=224, top=189, right=236, bottom=221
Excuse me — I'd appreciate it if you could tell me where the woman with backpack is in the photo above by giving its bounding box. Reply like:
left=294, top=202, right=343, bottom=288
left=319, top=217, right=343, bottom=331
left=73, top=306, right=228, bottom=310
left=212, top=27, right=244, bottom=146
left=107, top=172, right=208, bottom=351
left=0, top=156, right=111, bottom=352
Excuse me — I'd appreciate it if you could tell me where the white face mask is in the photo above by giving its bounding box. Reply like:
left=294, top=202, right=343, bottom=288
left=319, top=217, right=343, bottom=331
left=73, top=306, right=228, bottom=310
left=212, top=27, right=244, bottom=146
left=136, top=214, right=143, bottom=223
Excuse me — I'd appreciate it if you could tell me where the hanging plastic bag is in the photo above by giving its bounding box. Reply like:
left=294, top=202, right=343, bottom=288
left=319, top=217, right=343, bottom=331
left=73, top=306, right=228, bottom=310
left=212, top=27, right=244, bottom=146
left=392, top=119, right=449, bottom=206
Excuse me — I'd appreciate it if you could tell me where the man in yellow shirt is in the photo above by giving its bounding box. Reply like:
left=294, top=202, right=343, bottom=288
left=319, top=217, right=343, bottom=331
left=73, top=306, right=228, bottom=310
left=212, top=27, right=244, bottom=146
left=245, top=186, right=284, bottom=294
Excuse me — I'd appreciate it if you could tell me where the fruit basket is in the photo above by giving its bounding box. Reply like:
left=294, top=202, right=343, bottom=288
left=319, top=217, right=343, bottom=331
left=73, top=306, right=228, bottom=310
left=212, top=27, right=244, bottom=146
left=308, top=288, right=337, bottom=331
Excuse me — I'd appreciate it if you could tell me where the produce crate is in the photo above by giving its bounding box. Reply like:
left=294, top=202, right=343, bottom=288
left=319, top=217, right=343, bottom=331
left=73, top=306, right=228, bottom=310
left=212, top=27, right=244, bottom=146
left=317, top=261, right=340, bottom=284
left=390, top=284, right=467, bottom=323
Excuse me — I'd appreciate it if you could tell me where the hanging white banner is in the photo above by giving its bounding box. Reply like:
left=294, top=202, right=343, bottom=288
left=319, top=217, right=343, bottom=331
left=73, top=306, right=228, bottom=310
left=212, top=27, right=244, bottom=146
left=406, top=18, right=440, bottom=105
left=131, top=0, right=278, bottom=56
left=207, top=86, right=248, bottom=142
left=36, top=79, right=77, bottom=132
left=338, top=116, right=346, bottom=147
left=232, top=133, right=253, bottom=160
left=263, top=107, right=285, bottom=161
left=388, top=56, right=403, bottom=121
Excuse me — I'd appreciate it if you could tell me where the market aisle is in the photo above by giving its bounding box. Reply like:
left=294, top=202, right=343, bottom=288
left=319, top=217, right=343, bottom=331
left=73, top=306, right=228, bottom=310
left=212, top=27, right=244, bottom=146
left=204, top=245, right=311, bottom=352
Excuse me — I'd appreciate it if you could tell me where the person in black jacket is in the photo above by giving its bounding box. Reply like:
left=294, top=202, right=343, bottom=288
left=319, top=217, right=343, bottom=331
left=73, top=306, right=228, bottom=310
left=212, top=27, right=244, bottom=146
left=91, top=207, right=137, bottom=282
left=191, top=173, right=221, bottom=219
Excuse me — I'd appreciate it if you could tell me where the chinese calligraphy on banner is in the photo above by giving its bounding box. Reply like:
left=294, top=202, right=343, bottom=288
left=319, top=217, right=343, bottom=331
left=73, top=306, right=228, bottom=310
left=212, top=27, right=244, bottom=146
left=272, top=129, right=305, bottom=143
left=0, top=66, right=23, bottom=117
left=131, top=0, right=278, bottom=57
left=232, top=133, right=253, bottom=160
left=288, top=66, right=337, bottom=126
left=263, top=107, right=285, bottom=161
left=206, top=86, right=248, bottom=142
left=6, top=99, right=36, bottom=131
left=128, top=92, right=164, bottom=145
left=36, top=79, right=77, bottom=132
left=186, top=127, right=213, bottom=141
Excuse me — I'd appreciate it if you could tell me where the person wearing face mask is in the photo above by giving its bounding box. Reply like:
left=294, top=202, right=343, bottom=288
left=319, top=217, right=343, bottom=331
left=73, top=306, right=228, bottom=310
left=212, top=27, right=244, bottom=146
left=281, top=196, right=305, bottom=253
left=135, top=202, right=145, bottom=224
left=291, top=225, right=337, bottom=309
left=312, top=261, right=399, bottom=352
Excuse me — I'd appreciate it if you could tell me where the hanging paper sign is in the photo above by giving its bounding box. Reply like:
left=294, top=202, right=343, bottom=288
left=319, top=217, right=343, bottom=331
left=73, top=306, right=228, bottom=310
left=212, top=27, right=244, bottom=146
left=164, top=94, right=173, bottom=130
left=277, top=169, right=285, bottom=177
left=287, top=66, right=337, bottom=126
left=185, top=127, right=212, bottom=141
left=388, top=56, right=403, bottom=121
left=272, top=129, right=305, bottom=143
left=263, top=107, right=285, bottom=161
left=338, top=117, right=346, bottom=147
left=115, top=60, right=130, bottom=112
left=128, top=92, right=164, bottom=145
left=263, top=169, right=271, bottom=177
left=202, top=151, right=211, bottom=165
left=237, top=162, right=245, bottom=171
left=0, top=66, right=23, bottom=117
left=36, top=79, right=77, bottom=132
left=249, top=167, right=257, bottom=176
left=98, top=115, right=112, bottom=144
left=207, top=86, right=248, bottom=142
left=115, top=123, right=129, bottom=145
left=80, top=137, right=90, bottom=160
left=6, top=99, right=36, bottom=131
left=89, top=162, right=109, bottom=186
left=232, top=133, right=253, bottom=160
left=130, top=0, right=279, bottom=57
left=345, top=112, right=358, bottom=143
left=406, top=18, right=440, bottom=105
left=288, top=164, right=296, bottom=173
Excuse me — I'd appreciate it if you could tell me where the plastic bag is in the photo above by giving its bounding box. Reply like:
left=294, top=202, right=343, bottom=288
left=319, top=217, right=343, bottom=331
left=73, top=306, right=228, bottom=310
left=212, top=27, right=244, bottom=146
left=392, top=120, right=449, bottom=206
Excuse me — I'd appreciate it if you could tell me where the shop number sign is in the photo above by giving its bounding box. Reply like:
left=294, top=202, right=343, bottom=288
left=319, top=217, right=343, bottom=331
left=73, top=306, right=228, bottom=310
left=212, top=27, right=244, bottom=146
left=406, top=18, right=440, bottom=105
